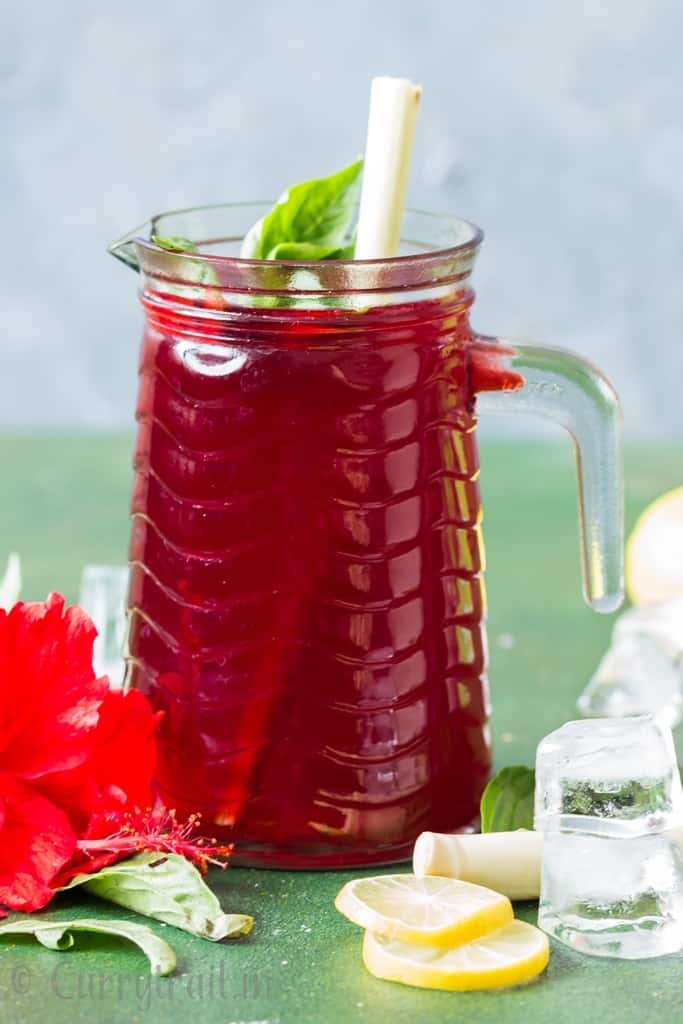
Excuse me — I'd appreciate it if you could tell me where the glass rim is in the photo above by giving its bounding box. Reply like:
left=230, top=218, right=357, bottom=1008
left=138, top=201, right=484, bottom=267
left=111, top=204, right=484, bottom=296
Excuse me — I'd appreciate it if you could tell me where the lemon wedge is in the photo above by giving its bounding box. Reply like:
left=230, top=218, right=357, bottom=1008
left=334, top=874, right=513, bottom=948
left=626, top=487, right=683, bottom=605
left=362, top=919, right=549, bottom=991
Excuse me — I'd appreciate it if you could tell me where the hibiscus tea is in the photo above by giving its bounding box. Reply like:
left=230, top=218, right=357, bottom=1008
left=126, top=283, right=498, bottom=867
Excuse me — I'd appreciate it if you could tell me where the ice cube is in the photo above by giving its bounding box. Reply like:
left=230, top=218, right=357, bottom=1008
left=577, top=632, right=683, bottom=727
left=534, top=716, right=683, bottom=836
left=613, top=598, right=683, bottom=654
left=577, top=598, right=683, bottom=727
left=539, top=831, right=683, bottom=958
left=79, top=565, right=130, bottom=688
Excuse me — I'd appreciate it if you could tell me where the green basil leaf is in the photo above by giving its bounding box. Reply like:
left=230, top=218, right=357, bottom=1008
left=480, top=766, right=536, bottom=832
left=151, top=234, right=220, bottom=288
left=0, top=917, right=176, bottom=976
left=333, top=240, right=358, bottom=259
left=151, top=234, right=198, bottom=252
left=266, top=241, right=354, bottom=260
left=241, top=158, right=362, bottom=259
left=60, top=852, right=253, bottom=942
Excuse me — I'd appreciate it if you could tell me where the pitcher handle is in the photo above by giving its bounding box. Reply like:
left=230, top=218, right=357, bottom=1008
left=474, top=336, right=624, bottom=614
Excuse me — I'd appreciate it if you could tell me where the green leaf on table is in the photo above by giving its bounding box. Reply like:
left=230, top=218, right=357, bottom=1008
left=480, top=766, right=536, bottom=832
left=60, top=852, right=253, bottom=942
left=0, top=917, right=176, bottom=976
left=240, top=158, right=362, bottom=260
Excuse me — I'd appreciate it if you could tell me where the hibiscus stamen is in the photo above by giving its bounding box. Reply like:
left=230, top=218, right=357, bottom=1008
left=75, top=807, right=234, bottom=874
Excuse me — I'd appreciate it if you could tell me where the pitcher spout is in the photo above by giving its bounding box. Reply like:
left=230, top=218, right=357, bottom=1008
left=108, top=220, right=152, bottom=271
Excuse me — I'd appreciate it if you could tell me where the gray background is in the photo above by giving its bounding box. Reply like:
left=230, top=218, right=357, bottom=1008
left=3, top=0, right=682, bottom=436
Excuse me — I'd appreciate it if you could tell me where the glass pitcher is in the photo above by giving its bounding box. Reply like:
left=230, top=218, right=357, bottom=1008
left=110, top=206, right=623, bottom=868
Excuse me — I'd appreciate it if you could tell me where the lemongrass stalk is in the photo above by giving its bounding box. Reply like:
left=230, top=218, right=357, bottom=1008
left=354, top=77, right=422, bottom=259
left=413, top=831, right=543, bottom=901
left=414, top=826, right=683, bottom=901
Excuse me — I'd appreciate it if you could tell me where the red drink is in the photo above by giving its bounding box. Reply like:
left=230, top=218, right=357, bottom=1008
left=128, top=286, right=504, bottom=866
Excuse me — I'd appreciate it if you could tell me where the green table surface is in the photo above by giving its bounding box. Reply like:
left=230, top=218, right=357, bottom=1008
left=0, top=435, right=680, bottom=1024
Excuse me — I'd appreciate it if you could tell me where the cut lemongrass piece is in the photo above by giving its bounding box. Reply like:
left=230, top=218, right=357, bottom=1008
left=413, top=831, right=543, bottom=901
left=354, top=76, right=422, bottom=259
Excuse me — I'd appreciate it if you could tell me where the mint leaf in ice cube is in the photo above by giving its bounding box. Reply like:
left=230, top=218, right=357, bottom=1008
left=559, top=779, right=669, bottom=820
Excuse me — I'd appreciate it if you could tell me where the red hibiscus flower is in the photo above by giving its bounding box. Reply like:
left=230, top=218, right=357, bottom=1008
left=0, top=594, right=160, bottom=913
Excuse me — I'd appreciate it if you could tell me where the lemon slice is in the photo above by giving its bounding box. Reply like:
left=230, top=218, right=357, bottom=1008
left=334, top=874, right=513, bottom=948
left=626, top=487, right=683, bottom=605
left=362, top=919, right=549, bottom=991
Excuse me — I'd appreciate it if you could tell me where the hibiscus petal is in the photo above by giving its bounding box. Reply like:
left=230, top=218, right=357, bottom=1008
left=39, top=689, right=162, bottom=826
left=87, top=690, right=162, bottom=812
left=0, top=773, right=76, bottom=911
left=0, top=594, right=109, bottom=779
left=53, top=849, right=123, bottom=888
